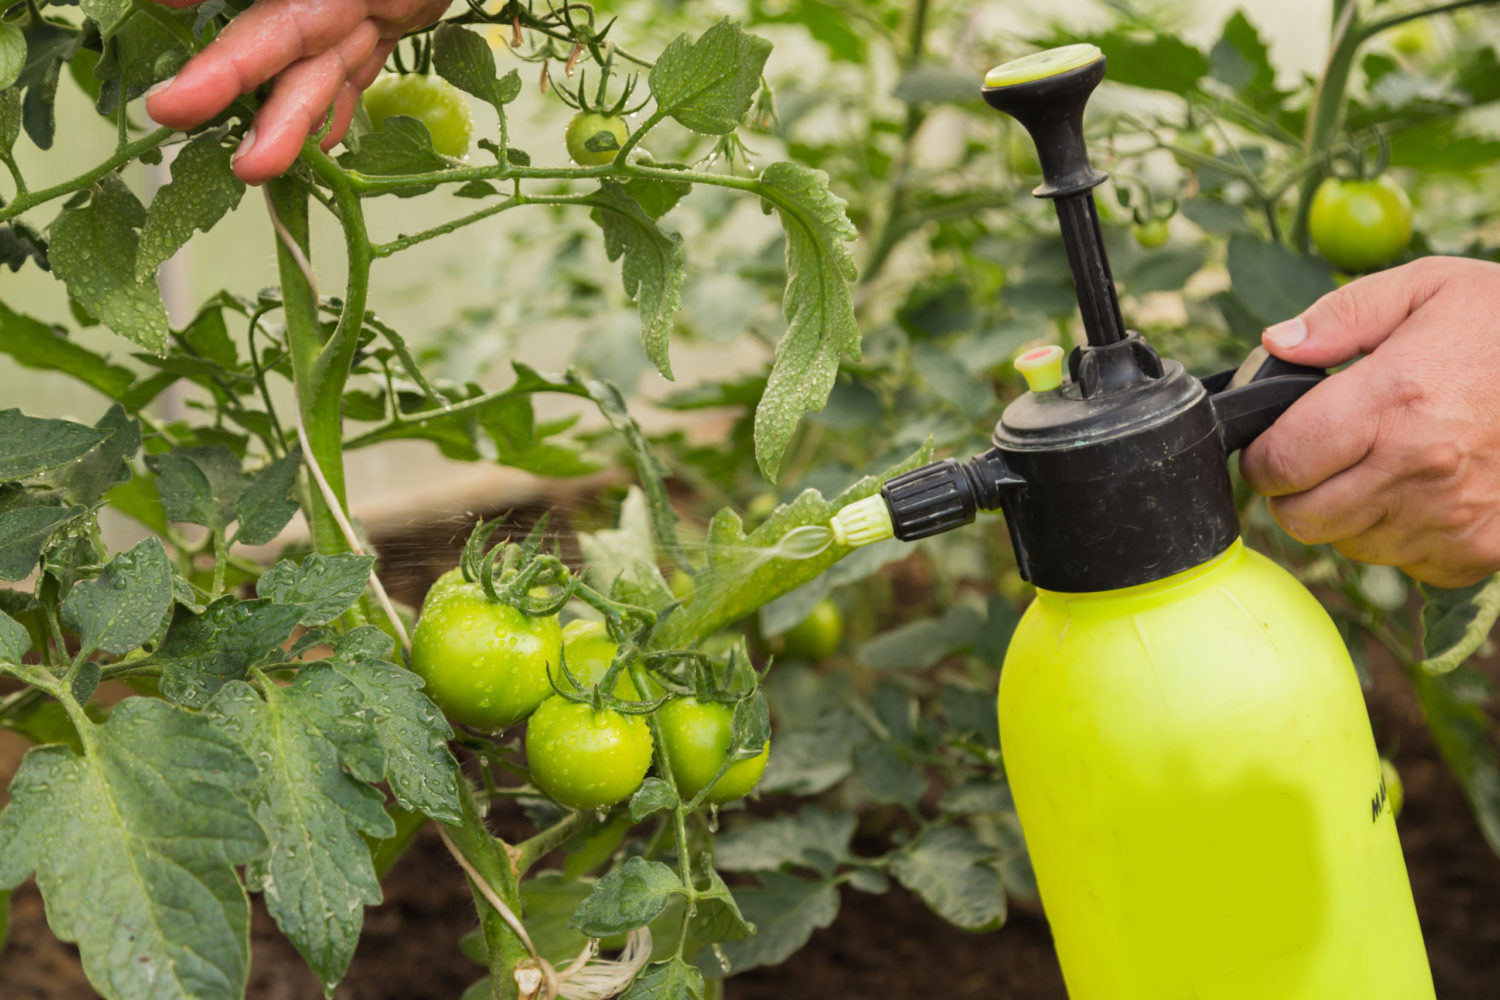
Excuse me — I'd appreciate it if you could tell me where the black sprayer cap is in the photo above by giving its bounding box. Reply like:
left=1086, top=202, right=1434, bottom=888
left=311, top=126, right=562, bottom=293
left=866, top=46, right=1325, bottom=592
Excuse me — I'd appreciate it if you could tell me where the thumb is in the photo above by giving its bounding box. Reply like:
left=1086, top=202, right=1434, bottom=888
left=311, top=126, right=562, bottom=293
left=1260, top=257, right=1450, bottom=368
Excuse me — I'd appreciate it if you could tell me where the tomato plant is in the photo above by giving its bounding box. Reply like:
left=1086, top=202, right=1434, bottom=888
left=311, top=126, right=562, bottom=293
left=1308, top=174, right=1414, bottom=272
left=2, top=1, right=1500, bottom=998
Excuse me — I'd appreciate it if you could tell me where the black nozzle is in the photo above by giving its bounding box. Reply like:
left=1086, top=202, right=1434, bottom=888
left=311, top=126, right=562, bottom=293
left=880, top=451, right=1021, bottom=542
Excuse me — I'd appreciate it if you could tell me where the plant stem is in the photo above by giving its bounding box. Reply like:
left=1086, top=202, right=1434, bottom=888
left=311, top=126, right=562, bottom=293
left=513, top=810, right=591, bottom=873
left=1289, top=1, right=1361, bottom=250
left=370, top=196, right=525, bottom=257
left=0, top=127, right=174, bottom=224
left=446, top=783, right=529, bottom=1000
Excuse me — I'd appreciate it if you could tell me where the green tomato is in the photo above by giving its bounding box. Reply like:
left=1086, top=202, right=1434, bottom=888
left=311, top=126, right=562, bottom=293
left=658, top=697, right=770, bottom=804
left=779, top=598, right=843, bottom=661
left=1308, top=174, right=1413, bottom=273
left=363, top=74, right=474, bottom=158
left=561, top=619, right=637, bottom=698
left=410, top=582, right=562, bottom=730
left=526, top=696, right=653, bottom=810
left=668, top=569, right=695, bottom=605
left=1132, top=218, right=1170, bottom=248
left=565, top=111, right=628, bottom=166
left=1382, top=758, right=1405, bottom=820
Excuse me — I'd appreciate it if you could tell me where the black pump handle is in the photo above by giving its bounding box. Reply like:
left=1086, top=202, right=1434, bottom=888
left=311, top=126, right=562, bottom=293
left=1205, top=346, right=1327, bottom=454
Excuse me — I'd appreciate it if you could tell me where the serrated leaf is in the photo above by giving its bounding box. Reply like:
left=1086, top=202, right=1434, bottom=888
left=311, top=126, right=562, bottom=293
left=853, top=742, right=926, bottom=807
left=621, top=957, right=704, bottom=1000
left=717, top=872, right=838, bottom=973
left=156, top=598, right=305, bottom=707
left=233, top=448, right=301, bottom=546
left=80, top=0, right=132, bottom=38
left=649, top=20, right=772, bottom=134
left=433, top=23, right=518, bottom=112
left=45, top=404, right=139, bottom=507
left=257, top=552, right=375, bottom=626
left=151, top=444, right=245, bottom=529
left=0, top=304, right=137, bottom=396
left=0, top=607, right=29, bottom=663
left=49, top=174, right=169, bottom=354
left=0, top=409, right=109, bottom=481
left=61, top=537, right=172, bottom=655
left=589, top=182, right=686, bottom=379
left=300, top=628, right=462, bottom=823
left=857, top=604, right=984, bottom=670
left=752, top=162, right=859, bottom=479
left=715, top=806, right=855, bottom=872
left=209, top=680, right=393, bottom=985
left=623, top=172, right=691, bottom=219
left=136, top=135, right=245, bottom=281
left=0, top=504, right=84, bottom=580
left=570, top=857, right=684, bottom=937
left=889, top=826, right=1005, bottom=929
left=0, top=697, right=265, bottom=1000
left=340, top=116, right=450, bottom=177
left=1420, top=575, right=1500, bottom=675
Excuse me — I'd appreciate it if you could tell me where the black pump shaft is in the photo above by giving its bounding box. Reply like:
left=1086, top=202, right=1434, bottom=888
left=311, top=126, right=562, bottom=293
left=983, top=45, right=1125, bottom=348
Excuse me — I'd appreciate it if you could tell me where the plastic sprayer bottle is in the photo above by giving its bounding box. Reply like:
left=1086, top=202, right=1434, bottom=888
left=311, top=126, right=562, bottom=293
left=830, top=45, right=1434, bottom=999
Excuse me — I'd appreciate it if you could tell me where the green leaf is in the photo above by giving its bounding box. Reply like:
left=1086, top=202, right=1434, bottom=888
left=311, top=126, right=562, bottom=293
left=589, top=182, right=686, bottom=380
left=258, top=552, right=375, bottom=626
left=0, top=607, right=29, bottom=664
left=1413, top=668, right=1500, bottom=858
left=340, top=116, right=451, bottom=177
left=570, top=857, right=684, bottom=937
left=752, top=161, right=859, bottom=479
left=623, top=170, right=692, bottom=219
left=156, top=598, right=305, bottom=707
left=1419, top=576, right=1500, bottom=675
left=233, top=448, right=301, bottom=546
left=0, top=409, right=109, bottom=481
left=61, top=537, right=172, bottom=655
left=1059, top=28, right=1208, bottom=94
left=578, top=486, right=671, bottom=605
left=717, top=872, right=838, bottom=974
left=0, top=303, right=137, bottom=397
left=433, top=23, right=520, bottom=112
left=209, top=679, right=392, bottom=986
left=857, top=604, right=984, bottom=670
left=939, top=777, right=1015, bottom=815
left=0, top=697, right=265, bottom=1000
left=150, top=444, right=245, bottom=529
left=621, top=957, right=705, bottom=1000
left=629, top=776, right=678, bottom=822
left=301, top=628, right=462, bottom=823
left=714, top=805, right=854, bottom=872
left=648, top=20, right=772, bottom=134
left=48, top=174, right=170, bottom=354
left=853, top=742, right=926, bottom=807
left=1209, top=11, right=1278, bottom=108
left=0, top=504, right=84, bottom=580
left=45, top=405, right=140, bottom=507
left=80, top=0, right=133, bottom=38
left=889, top=826, right=1005, bottom=930
left=1224, top=235, right=1336, bottom=329
left=650, top=443, right=931, bottom=649
left=0, top=22, right=24, bottom=90
left=136, top=135, right=245, bottom=282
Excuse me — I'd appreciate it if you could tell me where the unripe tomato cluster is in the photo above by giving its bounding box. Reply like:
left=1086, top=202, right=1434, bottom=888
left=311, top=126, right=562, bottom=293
left=410, top=573, right=770, bottom=812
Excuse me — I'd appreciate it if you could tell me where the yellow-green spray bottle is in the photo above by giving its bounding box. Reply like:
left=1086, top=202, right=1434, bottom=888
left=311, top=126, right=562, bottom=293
left=830, top=44, right=1434, bottom=1000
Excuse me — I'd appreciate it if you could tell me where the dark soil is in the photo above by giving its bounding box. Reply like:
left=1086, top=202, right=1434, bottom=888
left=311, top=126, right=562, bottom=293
left=3, top=512, right=1498, bottom=998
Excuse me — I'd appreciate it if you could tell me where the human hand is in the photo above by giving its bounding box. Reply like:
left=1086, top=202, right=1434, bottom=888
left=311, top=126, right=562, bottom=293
left=1240, top=256, right=1500, bottom=587
left=145, top=0, right=452, bottom=185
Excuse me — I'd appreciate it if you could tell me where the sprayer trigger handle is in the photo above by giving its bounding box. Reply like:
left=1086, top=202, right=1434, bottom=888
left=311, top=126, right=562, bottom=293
left=1207, top=349, right=1327, bottom=455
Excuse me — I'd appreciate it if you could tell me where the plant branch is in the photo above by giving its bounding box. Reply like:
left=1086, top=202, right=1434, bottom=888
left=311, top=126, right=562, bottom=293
left=0, top=127, right=174, bottom=224
left=513, top=810, right=592, bottom=873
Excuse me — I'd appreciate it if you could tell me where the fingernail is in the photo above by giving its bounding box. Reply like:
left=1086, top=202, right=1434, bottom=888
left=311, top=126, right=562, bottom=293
left=146, top=74, right=176, bottom=101
left=232, top=127, right=258, bottom=165
left=1265, top=317, right=1307, bottom=349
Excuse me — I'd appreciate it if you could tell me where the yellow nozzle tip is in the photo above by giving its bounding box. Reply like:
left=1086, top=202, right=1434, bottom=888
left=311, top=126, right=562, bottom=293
left=830, top=495, right=895, bottom=549
left=1015, top=344, right=1066, bottom=393
left=984, top=43, right=1104, bottom=89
